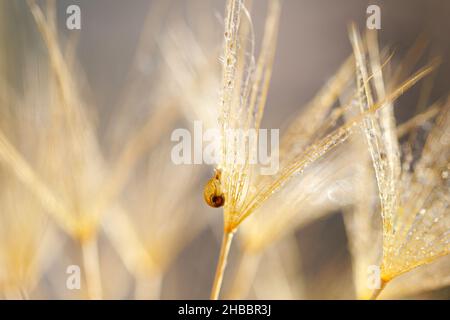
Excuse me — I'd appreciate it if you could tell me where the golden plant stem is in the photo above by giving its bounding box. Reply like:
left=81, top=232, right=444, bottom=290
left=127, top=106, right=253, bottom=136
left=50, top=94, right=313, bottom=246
left=370, top=279, right=388, bottom=300
left=226, top=250, right=261, bottom=299
left=81, top=237, right=102, bottom=300
left=210, top=231, right=234, bottom=300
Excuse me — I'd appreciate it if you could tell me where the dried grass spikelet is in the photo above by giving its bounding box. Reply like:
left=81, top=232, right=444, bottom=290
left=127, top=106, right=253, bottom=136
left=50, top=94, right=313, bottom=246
left=103, top=143, right=209, bottom=299
left=347, top=100, right=449, bottom=299
left=227, top=145, right=357, bottom=299
left=347, top=26, right=448, bottom=299
left=0, top=115, right=60, bottom=299
left=19, top=0, right=216, bottom=299
left=0, top=0, right=190, bottom=299
left=3, top=0, right=222, bottom=299
left=0, top=56, right=61, bottom=299
left=100, top=5, right=221, bottom=299
left=379, top=255, right=450, bottom=299
left=0, top=171, right=61, bottom=299
left=229, top=130, right=364, bottom=298
left=129, top=158, right=206, bottom=299
left=19, top=0, right=109, bottom=299
left=208, top=0, right=435, bottom=299
left=208, top=0, right=282, bottom=299
left=224, top=57, right=359, bottom=299
left=0, top=175, right=48, bottom=299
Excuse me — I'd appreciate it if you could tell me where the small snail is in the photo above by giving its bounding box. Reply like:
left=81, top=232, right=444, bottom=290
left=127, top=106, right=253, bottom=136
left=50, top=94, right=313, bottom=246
left=204, top=169, right=225, bottom=208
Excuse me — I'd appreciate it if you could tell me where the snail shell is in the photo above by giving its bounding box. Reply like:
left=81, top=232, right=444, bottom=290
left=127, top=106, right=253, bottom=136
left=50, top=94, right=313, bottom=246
left=203, top=169, right=225, bottom=208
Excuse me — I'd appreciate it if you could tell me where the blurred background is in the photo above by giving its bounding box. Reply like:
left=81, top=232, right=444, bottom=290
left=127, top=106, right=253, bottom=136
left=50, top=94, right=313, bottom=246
left=0, top=0, right=449, bottom=299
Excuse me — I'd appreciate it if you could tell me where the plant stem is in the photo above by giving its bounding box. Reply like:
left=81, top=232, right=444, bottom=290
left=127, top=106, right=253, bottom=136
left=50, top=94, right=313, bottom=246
left=81, top=237, right=102, bottom=299
left=370, top=279, right=388, bottom=300
left=210, top=231, right=234, bottom=300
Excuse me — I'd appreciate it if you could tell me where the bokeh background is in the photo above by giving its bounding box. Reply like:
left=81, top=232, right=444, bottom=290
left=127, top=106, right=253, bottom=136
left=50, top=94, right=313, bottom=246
left=0, top=0, right=449, bottom=299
